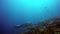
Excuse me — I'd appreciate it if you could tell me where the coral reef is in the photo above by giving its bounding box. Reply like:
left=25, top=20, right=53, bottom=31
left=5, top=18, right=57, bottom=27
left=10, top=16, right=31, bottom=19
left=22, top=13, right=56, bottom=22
left=15, top=16, right=60, bottom=34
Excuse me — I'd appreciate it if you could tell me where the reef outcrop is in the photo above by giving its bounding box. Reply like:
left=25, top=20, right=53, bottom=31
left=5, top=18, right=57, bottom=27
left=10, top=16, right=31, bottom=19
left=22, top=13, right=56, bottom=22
left=15, top=16, right=60, bottom=34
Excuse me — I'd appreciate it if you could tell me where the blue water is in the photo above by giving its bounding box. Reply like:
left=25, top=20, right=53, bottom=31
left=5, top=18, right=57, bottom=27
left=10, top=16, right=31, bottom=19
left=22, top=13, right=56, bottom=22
left=0, top=0, right=60, bottom=34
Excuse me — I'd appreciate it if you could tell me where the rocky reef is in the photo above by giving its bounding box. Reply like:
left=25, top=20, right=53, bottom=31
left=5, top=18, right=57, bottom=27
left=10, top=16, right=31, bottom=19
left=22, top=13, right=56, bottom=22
left=15, top=16, right=60, bottom=34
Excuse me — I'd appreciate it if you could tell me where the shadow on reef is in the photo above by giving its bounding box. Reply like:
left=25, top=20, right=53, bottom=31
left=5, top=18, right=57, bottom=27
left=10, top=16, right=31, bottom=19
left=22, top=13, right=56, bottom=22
left=15, top=16, right=60, bottom=34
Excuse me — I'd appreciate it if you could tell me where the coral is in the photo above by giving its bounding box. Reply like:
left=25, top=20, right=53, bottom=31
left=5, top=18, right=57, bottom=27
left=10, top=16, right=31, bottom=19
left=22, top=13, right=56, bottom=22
left=15, top=16, right=60, bottom=34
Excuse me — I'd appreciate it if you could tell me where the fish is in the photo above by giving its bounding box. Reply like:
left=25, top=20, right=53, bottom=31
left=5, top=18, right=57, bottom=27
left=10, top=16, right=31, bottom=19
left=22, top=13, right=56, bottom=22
left=14, top=22, right=33, bottom=28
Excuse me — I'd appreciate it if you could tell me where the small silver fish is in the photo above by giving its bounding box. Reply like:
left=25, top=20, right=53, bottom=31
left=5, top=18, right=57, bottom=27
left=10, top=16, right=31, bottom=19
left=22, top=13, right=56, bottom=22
left=15, top=23, right=33, bottom=28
